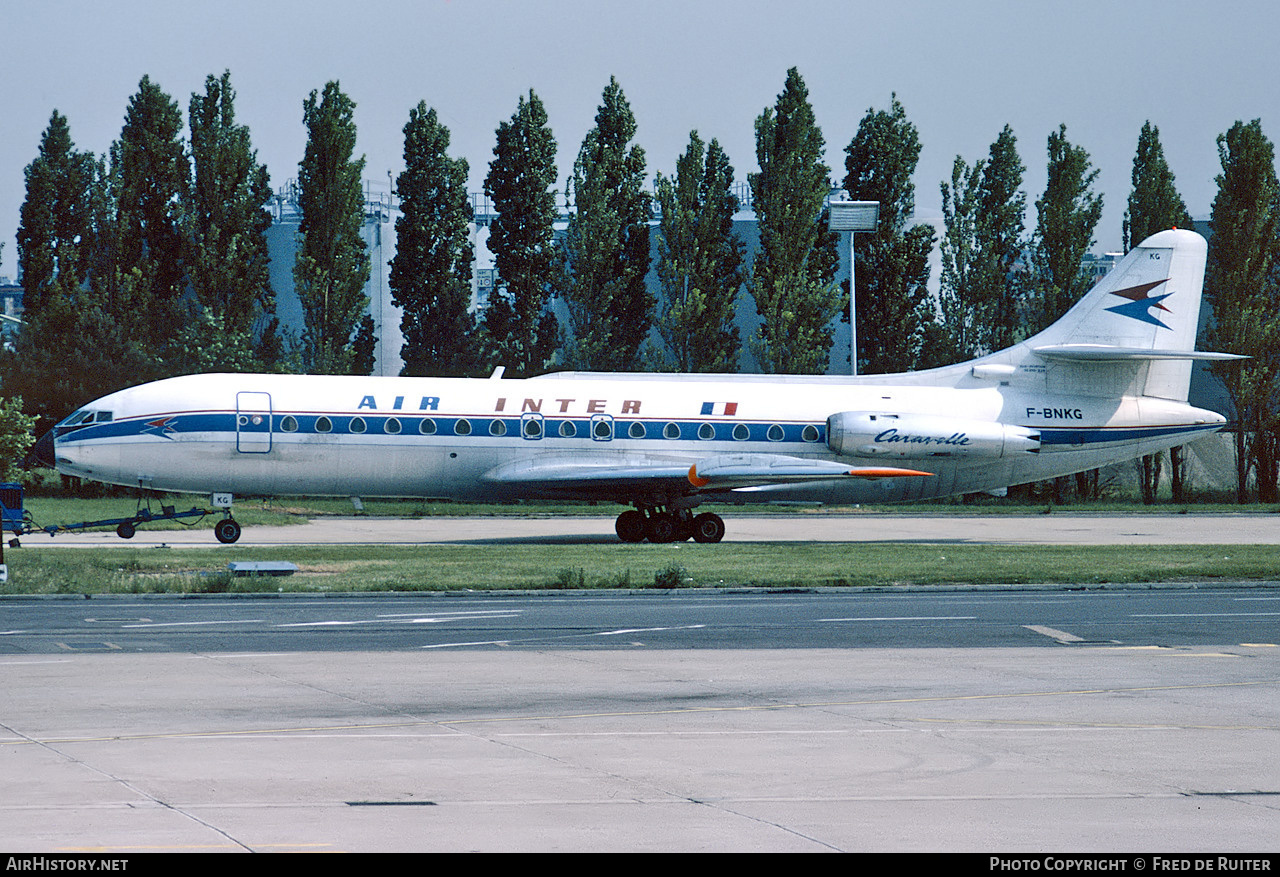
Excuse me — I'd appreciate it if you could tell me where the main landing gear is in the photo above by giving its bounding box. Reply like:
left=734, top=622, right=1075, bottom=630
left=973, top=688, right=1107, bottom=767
left=615, top=507, right=726, bottom=544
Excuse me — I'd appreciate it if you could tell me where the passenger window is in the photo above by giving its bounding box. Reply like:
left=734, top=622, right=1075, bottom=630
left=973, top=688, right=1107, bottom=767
left=628, top=421, right=646, bottom=439
left=593, top=418, right=613, bottom=440
left=384, top=417, right=401, bottom=435
left=455, top=419, right=472, bottom=436
left=349, top=417, right=367, bottom=434
left=732, top=423, right=750, bottom=441
left=697, top=423, right=715, bottom=440
left=802, top=424, right=820, bottom=442
left=490, top=420, right=507, bottom=436
left=316, top=416, right=333, bottom=434
left=419, top=418, right=437, bottom=435
left=767, top=424, right=784, bottom=442
left=523, top=418, right=543, bottom=438
left=663, top=422, right=681, bottom=440
left=559, top=420, right=577, bottom=438
left=280, top=415, right=298, bottom=432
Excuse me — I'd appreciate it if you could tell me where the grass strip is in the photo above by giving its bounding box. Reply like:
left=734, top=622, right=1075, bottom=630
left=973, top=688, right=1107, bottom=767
left=1, top=543, right=1278, bottom=595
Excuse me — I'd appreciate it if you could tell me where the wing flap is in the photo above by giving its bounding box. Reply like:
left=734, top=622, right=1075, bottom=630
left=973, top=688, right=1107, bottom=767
left=481, top=452, right=931, bottom=495
left=688, top=454, right=932, bottom=488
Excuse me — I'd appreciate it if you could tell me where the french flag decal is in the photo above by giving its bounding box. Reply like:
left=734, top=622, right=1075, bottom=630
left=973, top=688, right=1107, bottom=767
left=700, top=401, right=739, bottom=416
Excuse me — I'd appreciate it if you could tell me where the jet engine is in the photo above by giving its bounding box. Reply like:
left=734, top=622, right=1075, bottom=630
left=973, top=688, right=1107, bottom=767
left=826, top=411, right=1040, bottom=459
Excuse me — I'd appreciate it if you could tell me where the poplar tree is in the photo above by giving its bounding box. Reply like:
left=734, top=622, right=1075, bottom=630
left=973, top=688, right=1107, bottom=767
left=937, top=155, right=984, bottom=364
left=844, top=94, right=935, bottom=374
left=184, top=71, right=274, bottom=342
left=391, top=102, right=477, bottom=377
left=938, top=126, right=1027, bottom=363
left=113, top=76, right=189, bottom=344
left=16, top=111, right=95, bottom=318
left=974, top=126, right=1027, bottom=352
left=1030, top=124, right=1103, bottom=330
left=1030, top=125, right=1104, bottom=501
left=294, top=81, right=371, bottom=375
left=8, top=108, right=160, bottom=426
left=1124, top=122, right=1192, bottom=250
left=559, top=77, right=652, bottom=370
left=748, top=68, right=840, bottom=374
left=1124, top=122, right=1193, bottom=502
left=1205, top=119, right=1280, bottom=502
left=655, top=131, right=745, bottom=372
left=480, top=90, right=560, bottom=377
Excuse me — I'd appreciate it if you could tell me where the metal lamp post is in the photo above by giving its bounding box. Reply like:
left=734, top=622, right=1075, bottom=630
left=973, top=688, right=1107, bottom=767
left=827, top=198, right=879, bottom=375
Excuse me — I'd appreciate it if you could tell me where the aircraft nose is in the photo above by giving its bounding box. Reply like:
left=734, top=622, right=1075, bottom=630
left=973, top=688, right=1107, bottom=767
left=31, top=428, right=56, bottom=469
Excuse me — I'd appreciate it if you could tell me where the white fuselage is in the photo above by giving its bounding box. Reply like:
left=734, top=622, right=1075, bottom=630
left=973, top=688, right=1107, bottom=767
left=51, top=370, right=1226, bottom=507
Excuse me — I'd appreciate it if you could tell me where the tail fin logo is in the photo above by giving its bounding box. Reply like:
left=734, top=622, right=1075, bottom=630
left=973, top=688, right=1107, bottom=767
left=1105, top=279, right=1172, bottom=329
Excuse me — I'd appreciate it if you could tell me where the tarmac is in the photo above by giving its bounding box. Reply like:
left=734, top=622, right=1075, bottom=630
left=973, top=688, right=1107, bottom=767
left=15, top=511, right=1280, bottom=547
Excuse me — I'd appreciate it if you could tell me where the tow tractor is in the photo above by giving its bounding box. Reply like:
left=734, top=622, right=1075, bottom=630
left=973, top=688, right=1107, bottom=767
left=0, top=483, right=242, bottom=545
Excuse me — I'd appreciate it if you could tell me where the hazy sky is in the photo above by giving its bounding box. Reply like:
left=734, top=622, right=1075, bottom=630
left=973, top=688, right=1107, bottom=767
left=4, top=0, right=1279, bottom=280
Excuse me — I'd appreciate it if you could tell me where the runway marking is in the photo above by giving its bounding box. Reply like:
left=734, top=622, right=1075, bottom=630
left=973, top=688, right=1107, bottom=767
left=54, top=843, right=335, bottom=852
left=913, top=717, right=1274, bottom=731
left=594, top=625, right=706, bottom=636
left=121, top=620, right=264, bottom=628
left=1024, top=625, right=1084, bottom=643
left=6, top=678, right=1275, bottom=746
left=818, top=616, right=977, bottom=622
left=280, top=611, right=521, bottom=628
left=0, top=658, right=74, bottom=665
left=1131, top=612, right=1280, bottom=618
left=421, top=640, right=510, bottom=649
left=377, top=611, right=518, bottom=618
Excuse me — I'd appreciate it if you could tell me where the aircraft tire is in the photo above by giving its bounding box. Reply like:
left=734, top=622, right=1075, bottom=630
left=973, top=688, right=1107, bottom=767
left=645, top=513, right=678, bottom=544
left=615, top=510, right=646, bottom=543
left=215, top=518, right=242, bottom=544
left=691, top=512, right=725, bottom=544
left=116, top=521, right=135, bottom=539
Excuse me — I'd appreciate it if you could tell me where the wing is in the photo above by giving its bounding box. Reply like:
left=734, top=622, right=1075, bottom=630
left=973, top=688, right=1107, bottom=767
left=481, top=451, right=931, bottom=499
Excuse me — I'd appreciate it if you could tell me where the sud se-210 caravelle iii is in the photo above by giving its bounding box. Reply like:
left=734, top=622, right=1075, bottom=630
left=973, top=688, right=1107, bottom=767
left=38, top=229, right=1239, bottom=544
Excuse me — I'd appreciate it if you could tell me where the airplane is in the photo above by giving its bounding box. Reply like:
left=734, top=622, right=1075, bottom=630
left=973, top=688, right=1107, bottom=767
left=33, top=228, right=1239, bottom=544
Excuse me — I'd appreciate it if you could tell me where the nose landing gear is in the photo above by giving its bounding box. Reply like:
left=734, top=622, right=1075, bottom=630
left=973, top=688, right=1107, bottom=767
left=214, top=516, right=242, bottom=544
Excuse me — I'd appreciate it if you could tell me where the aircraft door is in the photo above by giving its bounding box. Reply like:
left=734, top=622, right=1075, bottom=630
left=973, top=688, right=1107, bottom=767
left=236, top=391, right=273, bottom=453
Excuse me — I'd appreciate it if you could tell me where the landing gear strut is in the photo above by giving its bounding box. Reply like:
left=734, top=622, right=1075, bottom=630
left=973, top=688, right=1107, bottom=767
left=614, top=506, right=725, bottom=544
left=211, top=493, right=241, bottom=544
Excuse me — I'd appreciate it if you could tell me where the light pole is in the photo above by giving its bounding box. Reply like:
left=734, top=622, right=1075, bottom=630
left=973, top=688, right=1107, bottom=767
left=827, top=197, right=879, bottom=376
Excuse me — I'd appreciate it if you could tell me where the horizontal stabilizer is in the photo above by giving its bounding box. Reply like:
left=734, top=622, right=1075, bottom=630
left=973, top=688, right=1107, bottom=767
left=1032, top=344, right=1246, bottom=362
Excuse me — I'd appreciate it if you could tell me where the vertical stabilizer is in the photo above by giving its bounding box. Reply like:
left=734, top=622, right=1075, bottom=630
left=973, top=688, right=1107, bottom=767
left=1023, top=228, right=1211, bottom=401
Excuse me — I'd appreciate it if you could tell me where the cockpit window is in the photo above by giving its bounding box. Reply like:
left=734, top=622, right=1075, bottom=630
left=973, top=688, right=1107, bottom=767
left=63, top=409, right=113, bottom=426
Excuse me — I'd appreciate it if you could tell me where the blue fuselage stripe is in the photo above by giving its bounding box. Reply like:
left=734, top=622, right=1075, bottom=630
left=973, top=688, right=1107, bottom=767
left=57, top=414, right=1215, bottom=449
